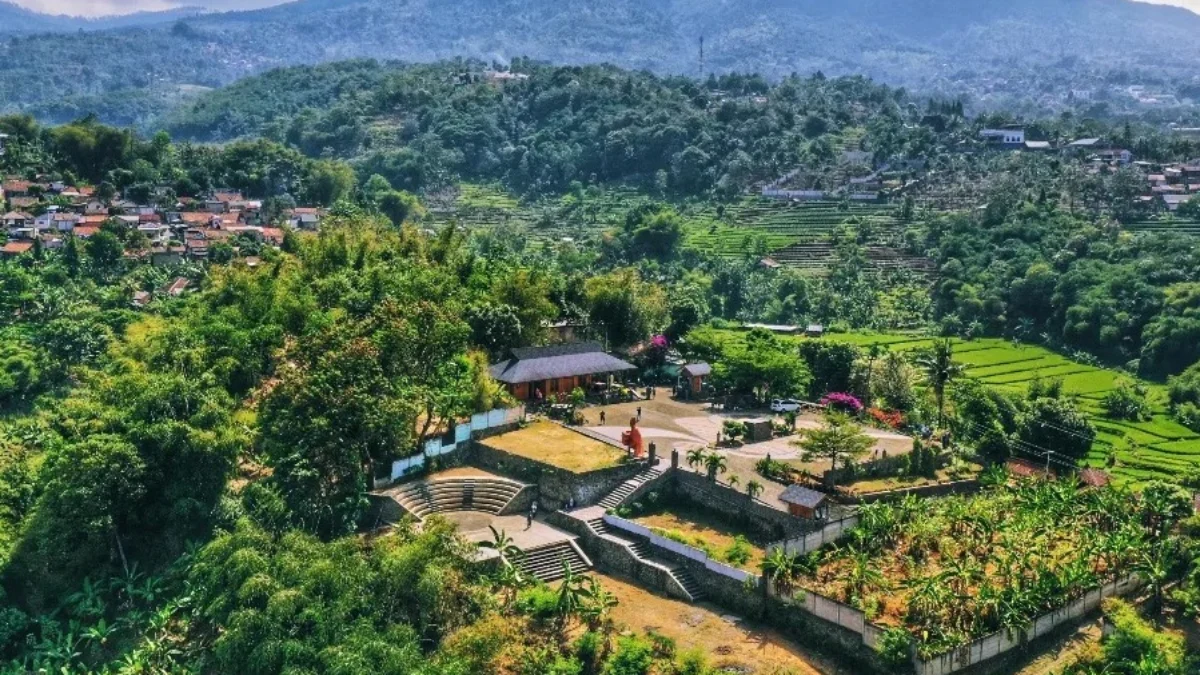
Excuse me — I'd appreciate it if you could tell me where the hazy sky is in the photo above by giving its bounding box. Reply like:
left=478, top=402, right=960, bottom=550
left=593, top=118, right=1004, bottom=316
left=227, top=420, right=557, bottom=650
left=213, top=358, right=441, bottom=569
left=10, top=0, right=1200, bottom=18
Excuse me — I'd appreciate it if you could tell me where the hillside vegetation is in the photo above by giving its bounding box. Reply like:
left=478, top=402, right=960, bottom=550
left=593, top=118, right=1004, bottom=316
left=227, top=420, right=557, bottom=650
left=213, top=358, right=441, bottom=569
left=5, top=0, right=1200, bottom=124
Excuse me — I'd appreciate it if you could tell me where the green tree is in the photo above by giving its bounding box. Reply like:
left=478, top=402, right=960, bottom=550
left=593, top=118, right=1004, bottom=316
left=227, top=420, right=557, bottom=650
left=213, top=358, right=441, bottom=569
left=795, top=412, right=874, bottom=471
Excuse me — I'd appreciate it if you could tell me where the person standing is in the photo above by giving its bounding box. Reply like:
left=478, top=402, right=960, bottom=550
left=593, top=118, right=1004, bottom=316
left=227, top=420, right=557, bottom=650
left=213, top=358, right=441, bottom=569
left=636, top=406, right=642, bottom=421
left=599, top=410, right=606, bottom=425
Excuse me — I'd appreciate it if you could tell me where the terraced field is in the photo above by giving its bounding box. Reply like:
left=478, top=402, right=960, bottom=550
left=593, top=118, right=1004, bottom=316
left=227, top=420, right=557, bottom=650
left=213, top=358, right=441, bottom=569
left=1123, top=218, right=1200, bottom=236
left=706, top=328, right=1200, bottom=486
left=430, top=186, right=918, bottom=266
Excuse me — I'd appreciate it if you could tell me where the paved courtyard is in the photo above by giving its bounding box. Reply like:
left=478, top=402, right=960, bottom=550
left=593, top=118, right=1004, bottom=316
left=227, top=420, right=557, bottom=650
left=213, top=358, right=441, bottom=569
left=580, top=389, right=917, bottom=511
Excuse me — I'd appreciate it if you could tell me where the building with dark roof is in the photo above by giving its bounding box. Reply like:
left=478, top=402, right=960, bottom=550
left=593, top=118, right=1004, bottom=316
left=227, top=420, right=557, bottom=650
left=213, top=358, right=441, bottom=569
left=489, top=342, right=636, bottom=401
left=680, top=362, right=711, bottom=398
left=779, top=485, right=829, bottom=519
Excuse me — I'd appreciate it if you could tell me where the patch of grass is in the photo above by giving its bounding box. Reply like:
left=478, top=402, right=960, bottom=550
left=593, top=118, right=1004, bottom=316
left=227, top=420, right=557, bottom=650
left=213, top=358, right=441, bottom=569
left=482, top=420, right=627, bottom=473
left=632, top=502, right=767, bottom=571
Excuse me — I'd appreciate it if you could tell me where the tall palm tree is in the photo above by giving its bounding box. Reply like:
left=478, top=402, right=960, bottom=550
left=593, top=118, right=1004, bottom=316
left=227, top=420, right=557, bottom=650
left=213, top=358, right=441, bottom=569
left=914, top=339, right=964, bottom=426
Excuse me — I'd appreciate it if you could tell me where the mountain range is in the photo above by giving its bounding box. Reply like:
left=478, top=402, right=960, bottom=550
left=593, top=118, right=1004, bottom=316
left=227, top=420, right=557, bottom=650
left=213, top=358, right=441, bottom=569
left=0, top=1, right=206, bottom=32
left=2, top=0, right=1200, bottom=127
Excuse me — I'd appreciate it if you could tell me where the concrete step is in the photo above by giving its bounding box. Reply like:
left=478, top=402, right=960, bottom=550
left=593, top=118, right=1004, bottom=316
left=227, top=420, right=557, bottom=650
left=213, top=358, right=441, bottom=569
left=517, top=542, right=591, bottom=583
left=585, top=517, right=608, bottom=537
left=671, top=568, right=705, bottom=602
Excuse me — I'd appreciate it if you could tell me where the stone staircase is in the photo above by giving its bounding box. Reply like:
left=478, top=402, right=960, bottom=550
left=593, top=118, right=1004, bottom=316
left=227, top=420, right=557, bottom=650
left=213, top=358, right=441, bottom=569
left=516, top=540, right=592, bottom=583
left=597, top=465, right=664, bottom=509
left=671, top=567, right=705, bottom=601
left=387, top=477, right=524, bottom=520
left=578, top=508, right=705, bottom=603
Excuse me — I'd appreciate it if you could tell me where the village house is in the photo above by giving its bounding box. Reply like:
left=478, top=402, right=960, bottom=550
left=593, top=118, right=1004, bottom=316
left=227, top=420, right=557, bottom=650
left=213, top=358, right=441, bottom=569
left=286, top=207, right=323, bottom=230
left=489, top=342, right=637, bottom=402
left=679, top=363, right=711, bottom=398
left=979, top=128, right=1026, bottom=148
left=0, top=240, right=34, bottom=258
left=1, top=211, right=32, bottom=229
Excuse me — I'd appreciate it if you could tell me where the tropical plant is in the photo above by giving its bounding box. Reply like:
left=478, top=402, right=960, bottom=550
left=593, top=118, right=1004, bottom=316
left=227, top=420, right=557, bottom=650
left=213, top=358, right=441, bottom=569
left=746, top=479, right=764, bottom=500
left=686, top=447, right=706, bottom=471
left=703, top=452, right=728, bottom=481
left=794, top=411, right=874, bottom=471
left=914, top=339, right=964, bottom=425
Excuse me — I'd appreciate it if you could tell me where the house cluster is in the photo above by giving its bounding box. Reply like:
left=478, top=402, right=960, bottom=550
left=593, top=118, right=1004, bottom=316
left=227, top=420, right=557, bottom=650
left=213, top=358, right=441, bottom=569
left=978, top=128, right=1134, bottom=163
left=1139, top=161, right=1200, bottom=213
left=1, top=177, right=329, bottom=260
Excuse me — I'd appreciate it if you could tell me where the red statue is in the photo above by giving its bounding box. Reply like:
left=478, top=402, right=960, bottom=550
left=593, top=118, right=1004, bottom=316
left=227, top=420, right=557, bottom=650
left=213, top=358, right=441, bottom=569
left=620, top=417, right=644, bottom=458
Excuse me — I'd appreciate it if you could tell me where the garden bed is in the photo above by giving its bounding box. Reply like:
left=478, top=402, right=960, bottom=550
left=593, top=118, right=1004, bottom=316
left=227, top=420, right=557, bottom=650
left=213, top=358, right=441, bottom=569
left=631, top=501, right=769, bottom=572
left=791, top=480, right=1163, bottom=658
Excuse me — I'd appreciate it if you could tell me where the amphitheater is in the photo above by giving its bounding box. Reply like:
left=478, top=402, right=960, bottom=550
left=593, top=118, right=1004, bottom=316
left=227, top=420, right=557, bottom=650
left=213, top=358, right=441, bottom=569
left=373, top=467, right=592, bottom=582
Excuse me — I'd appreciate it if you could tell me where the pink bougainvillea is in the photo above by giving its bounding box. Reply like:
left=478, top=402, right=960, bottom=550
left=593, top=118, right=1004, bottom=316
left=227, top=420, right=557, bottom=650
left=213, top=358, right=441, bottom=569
left=821, top=392, right=863, bottom=414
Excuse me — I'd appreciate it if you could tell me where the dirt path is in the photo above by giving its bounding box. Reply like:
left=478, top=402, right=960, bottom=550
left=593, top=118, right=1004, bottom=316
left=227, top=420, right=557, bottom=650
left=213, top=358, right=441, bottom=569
left=596, top=573, right=856, bottom=675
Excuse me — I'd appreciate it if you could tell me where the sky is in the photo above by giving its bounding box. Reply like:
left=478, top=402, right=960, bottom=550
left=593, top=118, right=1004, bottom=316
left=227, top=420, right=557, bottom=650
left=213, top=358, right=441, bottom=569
left=9, top=0, right=1200, bottom=17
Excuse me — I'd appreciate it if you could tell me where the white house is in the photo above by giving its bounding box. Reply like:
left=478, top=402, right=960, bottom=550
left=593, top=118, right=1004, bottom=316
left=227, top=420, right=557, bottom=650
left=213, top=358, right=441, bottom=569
left=980, top=128, right=1026, bottom=147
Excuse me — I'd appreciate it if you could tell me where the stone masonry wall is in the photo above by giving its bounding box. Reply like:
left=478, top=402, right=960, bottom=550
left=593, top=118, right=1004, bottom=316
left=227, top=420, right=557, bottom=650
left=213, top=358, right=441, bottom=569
left=470, top=441, right=648, bottom=509
left=670, top=470, right=808, bottom=540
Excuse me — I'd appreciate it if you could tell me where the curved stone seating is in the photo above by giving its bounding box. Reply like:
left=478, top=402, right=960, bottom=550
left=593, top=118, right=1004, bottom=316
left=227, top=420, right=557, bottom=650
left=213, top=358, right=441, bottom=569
left=389, top=477, right=525, bottom=520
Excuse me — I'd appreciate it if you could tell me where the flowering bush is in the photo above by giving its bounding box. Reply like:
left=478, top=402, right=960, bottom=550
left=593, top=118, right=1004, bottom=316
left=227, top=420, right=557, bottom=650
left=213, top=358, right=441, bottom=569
left=821, top=392, right=863, bottom=414
left=867, top=407, right=904, bottom=429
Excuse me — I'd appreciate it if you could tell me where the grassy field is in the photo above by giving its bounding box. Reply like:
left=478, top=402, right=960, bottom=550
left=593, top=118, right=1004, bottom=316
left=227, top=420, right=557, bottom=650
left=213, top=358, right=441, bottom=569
left=707, top=328, right=1200, bottom=486
left=482, top=421, right=628, bottom=473
left=632, top=502, right=768, bottom=572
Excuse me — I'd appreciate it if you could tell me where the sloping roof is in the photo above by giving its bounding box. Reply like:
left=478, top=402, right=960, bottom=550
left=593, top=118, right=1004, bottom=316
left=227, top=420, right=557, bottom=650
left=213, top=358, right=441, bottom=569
left=490, top=342, right=636, bottom=384
left=1069, top=138, right=1102, bottom=147
left=779, top=485, right=827, bottom=509
left=682, top=362, right=712, bottom=378
left=1, top=241, right=34, bottom=255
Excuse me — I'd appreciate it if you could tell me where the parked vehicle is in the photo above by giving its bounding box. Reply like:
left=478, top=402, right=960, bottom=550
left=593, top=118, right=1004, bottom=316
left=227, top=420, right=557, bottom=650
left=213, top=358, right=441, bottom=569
left=770, top=398, right=801, bottom=412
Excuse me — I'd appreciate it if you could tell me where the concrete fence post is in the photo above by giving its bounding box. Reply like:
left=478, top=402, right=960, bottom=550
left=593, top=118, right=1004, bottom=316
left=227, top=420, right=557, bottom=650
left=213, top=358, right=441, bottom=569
left=670, top=447, right=679, bottom=469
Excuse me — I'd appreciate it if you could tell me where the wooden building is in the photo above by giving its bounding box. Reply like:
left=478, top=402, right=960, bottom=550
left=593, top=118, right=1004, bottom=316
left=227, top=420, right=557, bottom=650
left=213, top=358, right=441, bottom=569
left=489, top=342, right=637, bottom=402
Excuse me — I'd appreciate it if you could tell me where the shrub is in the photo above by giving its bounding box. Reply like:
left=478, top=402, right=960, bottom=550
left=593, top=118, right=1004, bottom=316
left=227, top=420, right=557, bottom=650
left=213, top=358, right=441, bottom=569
left=672, top=649, right=710, bottom=675
left=1102, top=379, right=1150, bottom=421
left=721, top=420, right=746, bottom=441
left=821, top=392, right=863, bottom=414
left=515, top=584, right=558, bottom=624
left=576, top=631, right=605, bottom=674
left=867, top=407, right=903, bottom=429
left=604, top=636, right=655, bottom=675
left=1177, top=402, right=1200, bottom=433
left=724, top=535, right=752, bottom=566
left=876, top=627, right=912, bottom=668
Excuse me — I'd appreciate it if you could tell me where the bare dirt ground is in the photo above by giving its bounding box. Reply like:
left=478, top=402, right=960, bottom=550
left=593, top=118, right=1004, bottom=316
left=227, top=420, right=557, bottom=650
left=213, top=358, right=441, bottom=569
left=596, top=572, right=856, bottom=675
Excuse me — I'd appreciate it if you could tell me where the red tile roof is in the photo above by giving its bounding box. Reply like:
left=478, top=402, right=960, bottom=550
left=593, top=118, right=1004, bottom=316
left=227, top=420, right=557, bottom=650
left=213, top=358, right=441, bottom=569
left=72, top=225, right=100, bottom=238
left=1, top=241, right=34, bottom=255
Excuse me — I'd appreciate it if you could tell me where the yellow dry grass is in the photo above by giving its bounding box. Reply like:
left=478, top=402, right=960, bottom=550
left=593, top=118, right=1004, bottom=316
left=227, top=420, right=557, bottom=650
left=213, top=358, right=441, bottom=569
left=484, top=420, right=627, bottom=473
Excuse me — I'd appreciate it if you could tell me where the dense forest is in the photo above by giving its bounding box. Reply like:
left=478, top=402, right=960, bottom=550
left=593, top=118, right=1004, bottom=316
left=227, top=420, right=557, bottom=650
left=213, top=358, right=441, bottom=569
left=5, top=0, right=1200, bottom=126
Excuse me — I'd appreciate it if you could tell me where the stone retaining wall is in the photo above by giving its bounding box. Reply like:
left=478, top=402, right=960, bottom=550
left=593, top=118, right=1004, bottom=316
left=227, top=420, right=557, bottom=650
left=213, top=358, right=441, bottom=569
left=671, top=470, right=809, bottom=540
left=469, top=441, right=647, bottom=508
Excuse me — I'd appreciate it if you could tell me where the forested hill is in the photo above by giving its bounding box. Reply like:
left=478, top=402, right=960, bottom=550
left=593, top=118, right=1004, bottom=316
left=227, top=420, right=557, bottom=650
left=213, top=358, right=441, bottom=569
left=0, top=1, right=203, bottom=33
left=160, top=60, right=929, bottom=198
left=4, top=0, right=1200, bottom=126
